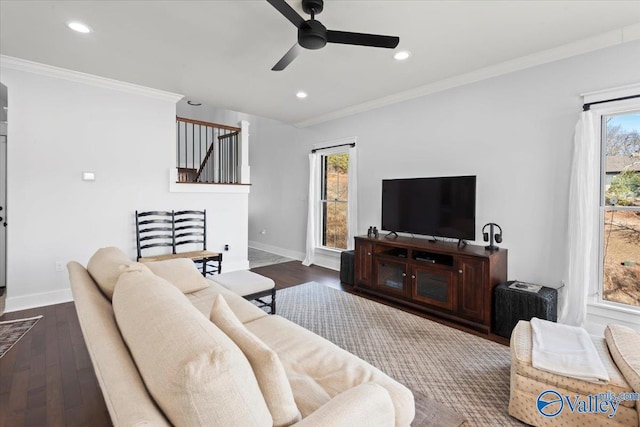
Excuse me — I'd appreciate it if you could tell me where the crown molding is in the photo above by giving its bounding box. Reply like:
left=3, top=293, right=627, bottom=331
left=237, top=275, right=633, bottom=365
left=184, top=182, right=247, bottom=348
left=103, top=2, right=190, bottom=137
left=294, top=23, right=640, bottom=128
left=0, top=55, right=184, bottom=103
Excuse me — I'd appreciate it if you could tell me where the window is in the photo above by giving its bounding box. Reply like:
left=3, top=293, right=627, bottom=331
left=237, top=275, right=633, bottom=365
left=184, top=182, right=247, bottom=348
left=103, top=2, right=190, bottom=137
left=319, top=151, right=349, bottom=250
left=600, top=111, right=640, bottom=308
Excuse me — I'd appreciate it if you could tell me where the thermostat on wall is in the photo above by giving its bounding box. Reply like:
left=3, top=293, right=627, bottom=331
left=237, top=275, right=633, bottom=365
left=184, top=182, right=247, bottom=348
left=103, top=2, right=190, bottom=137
left=82, top=171, right=96, bottom=181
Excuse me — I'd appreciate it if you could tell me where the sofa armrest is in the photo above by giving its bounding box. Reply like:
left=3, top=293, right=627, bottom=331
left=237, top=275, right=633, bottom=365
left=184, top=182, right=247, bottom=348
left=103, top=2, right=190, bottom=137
left=293, top=382, right=395, bottom=427
left=605, top=324, right=640, bottom=393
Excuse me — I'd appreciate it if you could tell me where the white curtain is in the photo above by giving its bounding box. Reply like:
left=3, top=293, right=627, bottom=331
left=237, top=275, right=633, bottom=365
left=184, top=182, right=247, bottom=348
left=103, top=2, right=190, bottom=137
left=302, top=152, right=318, bottom=266
left=559, top=111, right=600, bottom=327
left=346, top=146, right=358, bottom=250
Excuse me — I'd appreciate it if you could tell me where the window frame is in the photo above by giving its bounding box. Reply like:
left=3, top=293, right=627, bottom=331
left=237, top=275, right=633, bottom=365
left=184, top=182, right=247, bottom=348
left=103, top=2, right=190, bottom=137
left=591, top=99, right=640, bottom=312
left=316, top=146, right=350, bottom=251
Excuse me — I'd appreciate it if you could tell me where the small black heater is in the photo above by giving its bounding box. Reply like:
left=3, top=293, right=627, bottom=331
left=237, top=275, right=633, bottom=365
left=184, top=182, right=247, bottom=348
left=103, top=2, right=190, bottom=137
left=493, top=281, right=558, bottom=339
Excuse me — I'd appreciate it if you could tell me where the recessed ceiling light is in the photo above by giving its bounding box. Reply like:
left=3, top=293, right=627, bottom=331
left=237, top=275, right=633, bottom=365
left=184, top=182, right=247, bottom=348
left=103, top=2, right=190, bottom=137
left=296, top=91, right=308, bottom=99
left=394, top=51, right=411, bottom=61
left=67, top=21, right=92, bottom=33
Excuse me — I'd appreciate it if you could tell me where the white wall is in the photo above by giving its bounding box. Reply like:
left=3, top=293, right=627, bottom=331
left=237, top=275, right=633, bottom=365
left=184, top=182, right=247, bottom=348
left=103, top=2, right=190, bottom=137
left=0, top=64, right=249, bottom=312
left=248, top=115, right=312, bottom=261
left=248, top=41, right=640, bottom=286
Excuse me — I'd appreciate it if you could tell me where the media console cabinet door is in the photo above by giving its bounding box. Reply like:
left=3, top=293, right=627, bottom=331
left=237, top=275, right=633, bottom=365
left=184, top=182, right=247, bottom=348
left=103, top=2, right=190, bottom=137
left=411, top=265, right=457, bottom=311
left=373, top=258, right=410, bottom=298
left=355, top=241, right=373, bottom=286
left=457, top=257, right=487, bottom=322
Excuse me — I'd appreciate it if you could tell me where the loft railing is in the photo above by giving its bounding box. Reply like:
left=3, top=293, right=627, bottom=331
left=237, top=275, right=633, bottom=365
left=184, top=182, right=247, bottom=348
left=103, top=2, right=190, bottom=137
left=176, top=117, right=242, bottom=184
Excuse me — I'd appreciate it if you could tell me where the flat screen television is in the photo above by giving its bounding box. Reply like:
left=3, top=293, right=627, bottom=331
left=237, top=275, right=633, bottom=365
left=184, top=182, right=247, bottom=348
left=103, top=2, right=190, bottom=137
left=381, top=176, right=476, bottom=240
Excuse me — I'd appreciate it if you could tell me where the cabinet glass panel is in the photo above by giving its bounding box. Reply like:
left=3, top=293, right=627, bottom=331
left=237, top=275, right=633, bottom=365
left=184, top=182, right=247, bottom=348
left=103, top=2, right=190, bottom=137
left=376, top=262, right=405, bottom=291
left=416, top=273, right=449, bottom=304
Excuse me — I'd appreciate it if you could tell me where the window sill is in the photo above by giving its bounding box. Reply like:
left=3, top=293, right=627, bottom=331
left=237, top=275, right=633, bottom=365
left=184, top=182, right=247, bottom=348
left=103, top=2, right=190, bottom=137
left=587, top=301, right=640, bottom=325
left=316, top=247, right=343, bottom=255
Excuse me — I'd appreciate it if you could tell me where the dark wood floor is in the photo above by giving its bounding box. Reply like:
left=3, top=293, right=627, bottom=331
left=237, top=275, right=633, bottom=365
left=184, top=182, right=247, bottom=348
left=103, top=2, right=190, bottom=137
left=0, top=261, right=341, bottom=427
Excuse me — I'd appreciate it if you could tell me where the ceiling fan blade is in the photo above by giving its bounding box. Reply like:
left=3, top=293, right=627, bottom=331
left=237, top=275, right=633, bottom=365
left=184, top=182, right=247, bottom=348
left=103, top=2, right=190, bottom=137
left=272, top=43, right=302, bottom=71
left=327, top=30, right=399, bottom=49
left=266, top=0, right=305, bottom=28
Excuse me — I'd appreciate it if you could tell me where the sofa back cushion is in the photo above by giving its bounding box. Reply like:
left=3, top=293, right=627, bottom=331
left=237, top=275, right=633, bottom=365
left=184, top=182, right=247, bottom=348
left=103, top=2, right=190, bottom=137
left=86, top=247, right=132, bottom=300
left=210, top=294, right=301, bottom=427
left=605, top=324, right=640, bottom=393
left=112, top=266, right=272, bottom=427
left=143, top=258, right=209, bottom=294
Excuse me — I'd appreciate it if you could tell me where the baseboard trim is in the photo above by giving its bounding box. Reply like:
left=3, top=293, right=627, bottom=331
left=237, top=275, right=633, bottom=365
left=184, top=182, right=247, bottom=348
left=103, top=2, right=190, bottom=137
left=248, top=241, right=305, bottom=262
left=5, top=288, right=74, bottom=313
left=310, top=251, right=340, bottom=272
left=248, top=241, right=341, bottom=272
left=220, top=260, right=250, bottom=273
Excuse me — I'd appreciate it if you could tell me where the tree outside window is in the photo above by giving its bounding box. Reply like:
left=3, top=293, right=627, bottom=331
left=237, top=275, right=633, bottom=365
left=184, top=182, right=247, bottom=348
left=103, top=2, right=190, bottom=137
left=320, top=152, right=349, bottom=249
left=602, top=113, right=640, bottom=307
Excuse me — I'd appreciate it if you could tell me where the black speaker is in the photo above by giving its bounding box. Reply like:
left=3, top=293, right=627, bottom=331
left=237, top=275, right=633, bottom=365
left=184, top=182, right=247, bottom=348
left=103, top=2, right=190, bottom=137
left=340, top=250, right=355, bottom=285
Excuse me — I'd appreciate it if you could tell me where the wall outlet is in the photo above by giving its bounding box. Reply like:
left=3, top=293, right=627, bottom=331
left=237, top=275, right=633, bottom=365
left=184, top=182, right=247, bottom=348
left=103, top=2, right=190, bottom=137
left=55, top=261, right=64, bottom=272
left=260, top=229, right=267, bottom=235
left=224, top=244, right=229, bottom=251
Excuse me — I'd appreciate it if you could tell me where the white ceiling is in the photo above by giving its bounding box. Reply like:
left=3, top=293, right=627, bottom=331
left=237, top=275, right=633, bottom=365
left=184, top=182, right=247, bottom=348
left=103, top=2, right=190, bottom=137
left=1, top=1, right=640, bottom=126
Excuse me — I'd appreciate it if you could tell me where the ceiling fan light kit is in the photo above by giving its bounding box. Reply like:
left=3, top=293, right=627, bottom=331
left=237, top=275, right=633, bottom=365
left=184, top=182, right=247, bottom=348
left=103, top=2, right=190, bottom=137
left=267, top=0, right=400, bottom=71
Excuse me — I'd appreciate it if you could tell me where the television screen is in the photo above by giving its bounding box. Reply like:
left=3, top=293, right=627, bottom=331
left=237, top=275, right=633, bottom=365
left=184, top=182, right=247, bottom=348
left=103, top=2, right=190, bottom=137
left=381, top=176, right=476, bottom=240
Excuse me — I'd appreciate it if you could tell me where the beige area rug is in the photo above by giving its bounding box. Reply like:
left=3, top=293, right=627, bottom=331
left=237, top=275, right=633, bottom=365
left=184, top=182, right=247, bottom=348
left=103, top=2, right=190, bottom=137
left=248, top=247, right=295, bottom=269
left=276, top=282, right=524, bottom=426
left=0, top=315, right=42, bottom=358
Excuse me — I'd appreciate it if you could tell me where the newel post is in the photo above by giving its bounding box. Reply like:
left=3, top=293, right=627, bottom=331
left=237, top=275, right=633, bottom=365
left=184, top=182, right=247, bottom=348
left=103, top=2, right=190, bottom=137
left=239, top=120, right=250, bottom=184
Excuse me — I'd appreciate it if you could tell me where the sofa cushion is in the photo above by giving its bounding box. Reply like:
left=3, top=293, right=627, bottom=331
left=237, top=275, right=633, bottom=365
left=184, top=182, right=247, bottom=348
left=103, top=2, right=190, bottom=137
left=186, top=280, right=269, bottom=324
left=244, top=314, right=415, bottom=427
left=210, top=295, right=301, bottom=427
left=605, top=324, right=640, bottom=393
left=294, top=383, right=395, bottom=427
left=86, top=247, right=132, bottom=300
left=112, top=266, right=272, bottom=427
left=143, top=258, right=209, bottom=294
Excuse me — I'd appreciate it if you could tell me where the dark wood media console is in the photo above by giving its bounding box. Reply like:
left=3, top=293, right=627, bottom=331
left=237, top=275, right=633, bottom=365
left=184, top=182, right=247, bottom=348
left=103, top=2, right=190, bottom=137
left=354, top=235, right=507, bottom=334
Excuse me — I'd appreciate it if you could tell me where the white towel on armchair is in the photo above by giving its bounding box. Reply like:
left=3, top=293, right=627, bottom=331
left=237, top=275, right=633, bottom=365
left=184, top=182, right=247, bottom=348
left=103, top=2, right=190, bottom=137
left=530, top=317, right=610, bottom=383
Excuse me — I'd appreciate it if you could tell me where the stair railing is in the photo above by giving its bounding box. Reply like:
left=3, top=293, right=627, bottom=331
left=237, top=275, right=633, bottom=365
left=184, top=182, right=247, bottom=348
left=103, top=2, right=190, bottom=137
left=175, top=117, right=241, bottom=184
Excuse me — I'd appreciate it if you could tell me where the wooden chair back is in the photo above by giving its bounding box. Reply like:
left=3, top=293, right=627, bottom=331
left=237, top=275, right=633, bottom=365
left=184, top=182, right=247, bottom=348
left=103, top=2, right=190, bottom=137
left=174, top=210, right=208, bottom=251
left=135, top=210, right=175, bottom=260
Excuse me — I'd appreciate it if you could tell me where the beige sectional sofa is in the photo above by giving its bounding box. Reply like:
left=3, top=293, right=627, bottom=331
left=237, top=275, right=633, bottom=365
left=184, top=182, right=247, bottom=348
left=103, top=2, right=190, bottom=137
left=68, top=247, right=415, bottom=426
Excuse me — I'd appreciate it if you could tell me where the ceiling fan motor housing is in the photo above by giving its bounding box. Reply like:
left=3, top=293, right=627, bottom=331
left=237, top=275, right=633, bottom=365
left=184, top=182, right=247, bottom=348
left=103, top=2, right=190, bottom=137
left=299, top=19, right=327, bottom=49
left=302, top=0, right=324, bottom=15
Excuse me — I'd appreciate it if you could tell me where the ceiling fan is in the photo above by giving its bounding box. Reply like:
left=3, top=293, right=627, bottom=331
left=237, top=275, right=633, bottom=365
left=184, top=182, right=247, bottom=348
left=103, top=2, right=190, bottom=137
left=267, top=0, right=400, bottom=71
